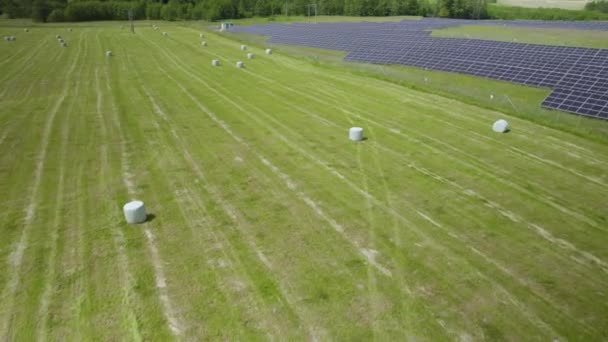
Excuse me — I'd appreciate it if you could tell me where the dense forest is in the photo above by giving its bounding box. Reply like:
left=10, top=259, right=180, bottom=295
left=0, top=0, right=489, bottom=22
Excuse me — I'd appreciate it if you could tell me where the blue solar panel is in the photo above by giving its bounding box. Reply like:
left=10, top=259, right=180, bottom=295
left=232, top=18, right=608, bottom=120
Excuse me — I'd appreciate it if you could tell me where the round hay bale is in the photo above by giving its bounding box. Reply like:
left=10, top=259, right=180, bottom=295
left=58, top=38, right=64, bottom=43
left=212, top=59, right=220, bottom=66
left=201, top=41, right=207, bottom=47
left=3, top=36, right=8, bottom=41
left=61, top=42, right=67, bottom=47
left=349, top=127, right=364, bottom=141
left=56, top=34, right=61, bottom=39
left=265, top=48, right=272, bottom=55
left=162, top=32, right=168, bottom=36
left=199, top=33, right=204, bottom=38
left=236, top=61, right=244, bottom=68
left=24, top=28, right=29, bottom=32
left=123, top=200, right=147, bottom=224
left=240, top=45, right=247, bottom=51
left=492, top=119, right=509, bottom=133
left=10, top=36, right=16, bottom=41
left=106, top=50, right=113, bottom=57
left=68, top=28, right=72, bottom=32
left=247, top=53, right=254, bottom=60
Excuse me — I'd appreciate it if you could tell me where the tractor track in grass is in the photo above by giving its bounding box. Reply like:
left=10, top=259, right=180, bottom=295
left=166, top=68, right=562, bottom=340
left=0, top=41, right=64, bottom=151
left=0, top=30, right=84, bottom=338
left=0, top=43, right=28, bottom=67
left=148, top=37, right=395, bottom=279
left=141, top=34, right=407, bottom=338
left=143, top=229, right=183, bottom=336
left=148, top=67, right=328, bottom=340
left=318, top=73, right=608, bottom=173
left=94, top=29, right=141, bottom=339
left=374, top=143, right=608, bottom=274
left=103, top=46, right=184, bottom=337
left=124, top=50, right=303, bottom=338
left=349, top=103, right=384, bottom=340
left=0, top=38, right=52, bottom=96
left=140, top=35, right=567, bottom=338
left=233, top=65, right=606, bottom=262
left=243, top=53, right=608, bottom=194
left=250, top=66, right=608, bottom=221
left=144, top=34, right=394, bottom=272
left=35, top=48, right=84, bottom=340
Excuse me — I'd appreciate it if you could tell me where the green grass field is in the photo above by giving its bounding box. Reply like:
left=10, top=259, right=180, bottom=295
left=1, top=20, right=608, bottom=340
left=432, top=24, right=608, bottom=49
left=496, top=0, right=588, bottom=10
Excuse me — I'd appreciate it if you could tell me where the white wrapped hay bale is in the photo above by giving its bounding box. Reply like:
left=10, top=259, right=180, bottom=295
left=56, top=34, right=61, bottom=39
left=162, top=32, right=168, bottom=36
left=240, top=45, right=247, bottom=51
left=349, top=127, right=364, bottom=141
left=68, top=28, right=72, bottom=32
left=24, top=28, right=29, bottom=32
left=247, top=53, right=254, bottom=60
left=61, top=42, right=67, bottom=47
left=199, top=33, right=204, bottom=38
left=492, top=119, right=509, bottom=133
left=212, top=59, right=220, bottom=66
left=123, top=200, right=147, bottom=224
left=201, top=41, right=207, bottom=47
left=58, top=38, right=64, bottom=43
left=106, top=50, right=113, bottom=57
left=236, top=61, right=244, bottom=68
left=265, top=48, right=272, bottom=55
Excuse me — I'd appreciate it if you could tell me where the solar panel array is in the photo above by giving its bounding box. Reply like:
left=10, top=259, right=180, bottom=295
left=232, top=18, right=608, bottom=119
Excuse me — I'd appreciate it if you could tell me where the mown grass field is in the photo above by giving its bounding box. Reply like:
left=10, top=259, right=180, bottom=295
left=1, top=20, right=608, bottom=340
left=495, top=0, right=588, bottom=10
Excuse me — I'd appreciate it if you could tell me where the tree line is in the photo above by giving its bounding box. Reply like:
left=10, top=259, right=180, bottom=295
left=0, top=0, right=489, bottom=22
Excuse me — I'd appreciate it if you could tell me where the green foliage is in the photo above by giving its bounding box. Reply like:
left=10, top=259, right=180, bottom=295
left=146, top=2, right=162, bottom=19
left=487, top=3, right=608, bottom=20
left=160, top=0, right=181, bottom=20
left=437, top=0, right=487, bottom=18
left=3, top=0, right=32, bottom=18
left=585, top=0, right=608, bottom=13
left=254, top=0, right=270, bottom=16
left=31, top=0, right=51, bottom=22
left=47, top=8, right=65, bottom=21
left=62, top=1, right=145, bottom=22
